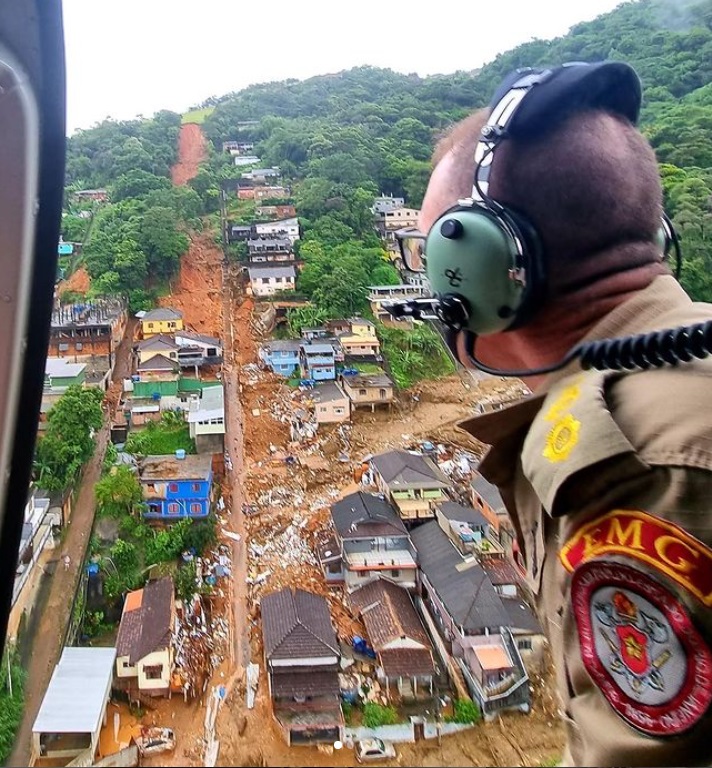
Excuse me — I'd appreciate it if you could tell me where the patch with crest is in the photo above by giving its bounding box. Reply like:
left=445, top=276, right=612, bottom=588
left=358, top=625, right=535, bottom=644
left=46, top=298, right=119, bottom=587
left=571, top=561, right=712, bottom=736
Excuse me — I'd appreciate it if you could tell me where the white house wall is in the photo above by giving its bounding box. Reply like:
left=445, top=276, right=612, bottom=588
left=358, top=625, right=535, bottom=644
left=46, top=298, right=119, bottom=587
left=137, top=648, right=172, bottom=691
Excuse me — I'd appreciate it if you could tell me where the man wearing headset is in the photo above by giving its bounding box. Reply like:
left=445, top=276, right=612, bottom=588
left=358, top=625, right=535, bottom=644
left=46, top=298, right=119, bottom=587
left=412, top=62, right=712, bottom=766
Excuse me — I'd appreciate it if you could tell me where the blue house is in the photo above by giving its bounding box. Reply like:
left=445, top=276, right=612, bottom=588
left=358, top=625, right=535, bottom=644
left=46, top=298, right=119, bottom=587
left=139, top=454, right=213, bottom=520
left=259, top=340, right=301, bottom=377
left=299, top=341, right=336, bottom=381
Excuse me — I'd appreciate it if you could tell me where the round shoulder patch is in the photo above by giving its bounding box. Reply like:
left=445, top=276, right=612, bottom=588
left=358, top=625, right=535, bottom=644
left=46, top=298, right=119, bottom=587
left=571, top=561, right=712, bottom=736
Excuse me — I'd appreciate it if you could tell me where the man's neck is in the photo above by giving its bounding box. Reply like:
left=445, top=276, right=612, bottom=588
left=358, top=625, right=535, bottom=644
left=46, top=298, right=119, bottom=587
left=474, top=264, right=667, bottom=389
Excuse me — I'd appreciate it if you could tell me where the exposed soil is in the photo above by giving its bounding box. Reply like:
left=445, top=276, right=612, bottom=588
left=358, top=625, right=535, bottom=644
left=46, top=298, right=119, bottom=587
left=159, top=231, right=224, bottom=338
left=171, top=123, right=207, bottom=186
left=57, top=264, right=91, bottom=296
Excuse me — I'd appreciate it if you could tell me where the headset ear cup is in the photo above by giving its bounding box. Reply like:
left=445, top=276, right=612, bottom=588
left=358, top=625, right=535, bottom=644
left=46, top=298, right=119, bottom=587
left=500, top=208, right=546, bottom=329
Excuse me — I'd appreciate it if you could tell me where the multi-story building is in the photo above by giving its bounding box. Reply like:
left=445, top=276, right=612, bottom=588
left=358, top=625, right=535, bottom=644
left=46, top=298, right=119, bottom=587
left=368, top=284, right=429, bottom=324
left=140, top=307, right=184, bottom=338
left=320, top=491, right=418, bottom=592
left=139, top=454, right=213, bottom=520
left=247, top=266, right=296, bottom=297
left=49, top=297, right=127, bottom=366
left=259, top=340, right=301, bottom=377
left=299, top=342, right=336, bottom=381
left=253, top=217, right=300, bottom=245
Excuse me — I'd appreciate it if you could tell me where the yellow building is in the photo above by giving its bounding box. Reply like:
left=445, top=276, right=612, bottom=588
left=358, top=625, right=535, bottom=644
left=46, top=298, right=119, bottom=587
left=140, top=307, right=184, bottom=338
left=349, top=317, right=377, bottom=339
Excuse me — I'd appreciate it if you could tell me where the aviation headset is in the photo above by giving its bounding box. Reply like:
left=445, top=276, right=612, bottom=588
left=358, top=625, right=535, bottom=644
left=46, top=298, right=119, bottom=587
left=424, top=61, right=681, bottom=338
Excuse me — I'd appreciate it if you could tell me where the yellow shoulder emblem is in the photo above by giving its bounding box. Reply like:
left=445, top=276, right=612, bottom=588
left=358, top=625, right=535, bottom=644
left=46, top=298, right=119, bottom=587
left=543, top=413, right=581, bottom=463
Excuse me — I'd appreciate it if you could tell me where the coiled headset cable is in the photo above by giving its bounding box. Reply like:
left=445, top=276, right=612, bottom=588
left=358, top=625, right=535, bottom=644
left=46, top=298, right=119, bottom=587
left=456, top=319, right=712, bottom=378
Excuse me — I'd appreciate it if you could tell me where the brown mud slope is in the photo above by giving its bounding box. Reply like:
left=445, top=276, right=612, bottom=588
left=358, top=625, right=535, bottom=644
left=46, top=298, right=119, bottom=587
left=172, top=123, right=207, bottom=186
left=57, top=265, right=91, bottom=296
left=159, top=231, right=223, bottom=337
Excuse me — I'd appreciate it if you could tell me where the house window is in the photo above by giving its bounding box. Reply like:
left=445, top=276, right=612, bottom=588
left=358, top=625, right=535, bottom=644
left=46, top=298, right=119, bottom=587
left=190, top=503, right=202, bottom=513
left=122, top=660, right=132, bottom=669
left=167, top=503, right=179, bottom=514
left=144, top=664, right=163, bottom=680
left=76, top=342, right=83, bottom=351
left=169, top=483, right=178, bottom=492
left=319, top=407, right=327, bottom=413
left=147, top=483, right=155, bottom=493
left=148, top=323, right=154, bottom=329
left=359, top=389, right=367, bottom=396
left=58, top=343, right=69, bottom=352
left=379, top=389, right=387, bottom=399
left=358, top=571, right=368, bottom=578
left=192, top=483, right=200, bottom=492
left=391, top=569, right=400, bottom=578
left=517, top=638, right=533, bottom=651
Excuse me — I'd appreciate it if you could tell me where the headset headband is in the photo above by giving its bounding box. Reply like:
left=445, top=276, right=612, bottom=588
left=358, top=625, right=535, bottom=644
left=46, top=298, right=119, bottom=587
left=472, top=61, right=643, bottom=200
left=473, top=69, right=552, bottom=199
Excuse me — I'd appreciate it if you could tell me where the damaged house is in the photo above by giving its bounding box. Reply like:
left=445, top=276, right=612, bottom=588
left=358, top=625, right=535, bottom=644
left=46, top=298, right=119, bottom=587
left=319, top=491, right=418, bottom=592
left=261, top=588, right=343, bottom=747
left=114, top=577, right=175, bottom=698
left=411, top=520, right=536, bottom=719
left=369, top=449, right=452, bottom=523
left=348, top=579, right=435, bottom=701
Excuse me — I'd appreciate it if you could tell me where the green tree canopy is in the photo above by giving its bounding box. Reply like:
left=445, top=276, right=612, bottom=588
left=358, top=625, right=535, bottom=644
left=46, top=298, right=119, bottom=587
left=35, top=385, right=104, bottom=490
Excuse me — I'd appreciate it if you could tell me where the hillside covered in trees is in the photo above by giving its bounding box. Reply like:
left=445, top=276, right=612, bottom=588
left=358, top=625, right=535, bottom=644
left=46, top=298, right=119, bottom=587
left=64, top=0, right=712, bottom=306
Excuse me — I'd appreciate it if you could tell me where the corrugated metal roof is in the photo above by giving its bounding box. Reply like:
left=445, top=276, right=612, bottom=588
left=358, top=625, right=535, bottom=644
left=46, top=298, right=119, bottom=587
left=471, top=473, right=505, bottom=512
left=45, top=358, right=86, bottom=378
left=142, top=307, right=183, bottom=321
left=330, top=492, right=406, bottom=539
left=371, top=450, right=451, bottom=490
left=438, top=501, right=489, bottom=529
left=310, top=381, right=348, bottom=405
left=175, top=330, right=221, bottom=347
left=33, top=647, right=116, bottom=734
left=411, top=521, right=509, bottom=632
left=247, top=265, right=295, bottom=279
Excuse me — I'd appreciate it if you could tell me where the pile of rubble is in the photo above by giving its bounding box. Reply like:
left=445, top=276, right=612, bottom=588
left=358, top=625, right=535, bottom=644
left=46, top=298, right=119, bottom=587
left=172, top=594, right=219, bottom=700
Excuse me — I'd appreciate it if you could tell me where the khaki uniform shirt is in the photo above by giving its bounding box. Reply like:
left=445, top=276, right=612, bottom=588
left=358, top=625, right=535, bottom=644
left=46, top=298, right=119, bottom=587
left=460, top=277, right=712, bottom=766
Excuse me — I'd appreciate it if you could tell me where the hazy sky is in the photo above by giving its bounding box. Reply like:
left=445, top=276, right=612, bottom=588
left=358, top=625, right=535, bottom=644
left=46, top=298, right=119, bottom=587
left=62, top=0, right=626, bottom=135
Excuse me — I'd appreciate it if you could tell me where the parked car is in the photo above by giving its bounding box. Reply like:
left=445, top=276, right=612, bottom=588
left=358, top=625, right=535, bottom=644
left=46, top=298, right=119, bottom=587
left=355, top=738, right=397, bottom=762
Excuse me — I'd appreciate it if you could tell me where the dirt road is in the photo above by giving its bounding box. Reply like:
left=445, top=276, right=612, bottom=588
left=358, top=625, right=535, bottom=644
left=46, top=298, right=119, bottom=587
left=223, top=260, right=250, bottom=672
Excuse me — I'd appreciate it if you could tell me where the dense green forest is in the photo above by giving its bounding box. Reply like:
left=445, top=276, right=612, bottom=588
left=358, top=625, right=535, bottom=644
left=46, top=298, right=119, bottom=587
left=64, top=0, right=712, bottom=307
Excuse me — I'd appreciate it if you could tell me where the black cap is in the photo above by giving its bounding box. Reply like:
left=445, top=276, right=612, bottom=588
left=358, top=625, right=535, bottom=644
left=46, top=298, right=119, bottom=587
left=489, top=61, right=642, bottom=138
